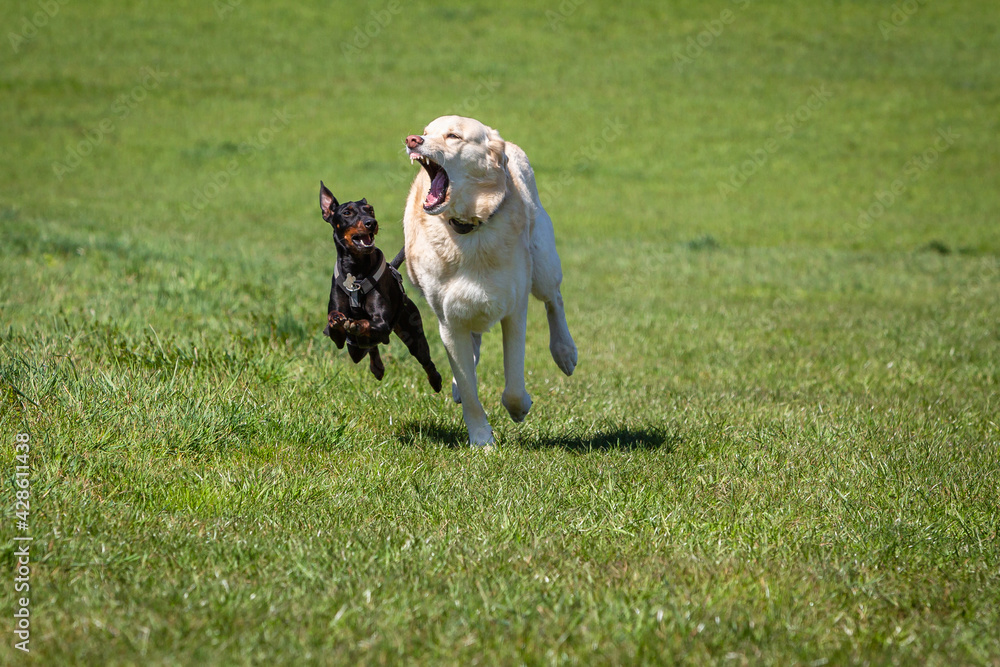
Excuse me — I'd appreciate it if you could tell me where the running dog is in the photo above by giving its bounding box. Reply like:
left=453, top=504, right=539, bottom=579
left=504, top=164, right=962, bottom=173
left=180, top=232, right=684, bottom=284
left=321, top=181, right=442, bottom=392
left=402, top=116, right=577, bottom=446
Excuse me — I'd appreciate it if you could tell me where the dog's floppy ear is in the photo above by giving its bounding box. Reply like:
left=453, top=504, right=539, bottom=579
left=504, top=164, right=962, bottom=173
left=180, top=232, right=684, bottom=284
left=459, top=126, right=508, bottom=220
left=320, top=181, right=339, bottom=222
left=487, top=129, right=507, bottom=170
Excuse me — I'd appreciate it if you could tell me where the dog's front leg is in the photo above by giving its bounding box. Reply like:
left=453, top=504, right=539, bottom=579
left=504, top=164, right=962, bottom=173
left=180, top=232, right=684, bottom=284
left=344, top=316, right=391, bottom=346
left=440, top=323, right=493, bottom=447
left=326, top=311, right=349, bottom=348
left=500, top=303, right=532, bottom=423
left=451, top=333, right=482, bottom=404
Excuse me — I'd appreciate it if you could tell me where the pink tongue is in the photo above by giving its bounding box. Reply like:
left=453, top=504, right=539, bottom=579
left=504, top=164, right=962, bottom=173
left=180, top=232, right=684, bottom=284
left=424, top=171, right=448, bottom=208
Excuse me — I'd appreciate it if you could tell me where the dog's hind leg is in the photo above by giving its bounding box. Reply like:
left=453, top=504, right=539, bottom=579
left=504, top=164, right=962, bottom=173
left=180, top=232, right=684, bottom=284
left=347, top=344, right=367, bottom=364
left=542, top=293, right=576, bottom=376
left=530, top=207, right=578, bottom=376
left=440, top=324, right=493, bottom=446
left=394, top=299, right=443, bottom=392
left=368, top=347, right=385, bottom=381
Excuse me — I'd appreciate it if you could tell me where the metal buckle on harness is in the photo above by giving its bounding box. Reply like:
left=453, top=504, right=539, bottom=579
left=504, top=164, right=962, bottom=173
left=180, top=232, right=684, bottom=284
left=343, top=273, right=362, bottom=308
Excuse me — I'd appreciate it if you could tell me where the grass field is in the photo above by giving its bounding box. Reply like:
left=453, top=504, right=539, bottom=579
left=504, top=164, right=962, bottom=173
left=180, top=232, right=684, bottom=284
left=2, top=0, right=999, bottom=664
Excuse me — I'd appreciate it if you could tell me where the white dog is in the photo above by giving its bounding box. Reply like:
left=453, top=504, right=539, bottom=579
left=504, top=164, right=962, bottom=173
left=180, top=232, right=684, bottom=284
left=403, top=116, right=577, bottom=446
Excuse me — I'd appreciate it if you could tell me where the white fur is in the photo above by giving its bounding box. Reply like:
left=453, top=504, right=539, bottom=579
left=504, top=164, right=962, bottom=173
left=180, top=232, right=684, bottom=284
left=403, top=116, right=577, bottom=446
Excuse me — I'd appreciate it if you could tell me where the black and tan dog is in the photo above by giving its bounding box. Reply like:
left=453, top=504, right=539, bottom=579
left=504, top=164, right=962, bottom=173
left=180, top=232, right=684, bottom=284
left=320, top=181, right=442, bottom=392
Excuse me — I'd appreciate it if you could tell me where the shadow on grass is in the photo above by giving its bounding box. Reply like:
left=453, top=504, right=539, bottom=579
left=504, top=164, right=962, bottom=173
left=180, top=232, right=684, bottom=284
left=395, top=418, right=681, bottom=453
left=518, top=427, right=681, bottom=453
left=393, top=419, right=470, bottom=449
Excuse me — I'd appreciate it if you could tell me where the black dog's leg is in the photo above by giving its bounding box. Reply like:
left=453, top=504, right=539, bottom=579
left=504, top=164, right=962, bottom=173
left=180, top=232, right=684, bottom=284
left=394, top=298, right=443, bottom=393
left=347, top=343, right=367, bottom=364
left=368, top=347, right=385, bottom=381
left=327, top=311, right=348, bottom=349
left=344, top=316, right=391, bottom=346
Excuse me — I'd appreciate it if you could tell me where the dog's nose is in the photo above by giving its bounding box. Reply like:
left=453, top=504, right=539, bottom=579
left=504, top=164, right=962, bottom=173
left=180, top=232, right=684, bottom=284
left=364, top=218, right=376, bottom=231
left=406, top=135, right=424, bottom=150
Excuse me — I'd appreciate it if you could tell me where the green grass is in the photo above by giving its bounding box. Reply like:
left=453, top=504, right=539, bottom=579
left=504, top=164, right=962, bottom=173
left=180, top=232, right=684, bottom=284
left=2, top=0, right=999, bottom=664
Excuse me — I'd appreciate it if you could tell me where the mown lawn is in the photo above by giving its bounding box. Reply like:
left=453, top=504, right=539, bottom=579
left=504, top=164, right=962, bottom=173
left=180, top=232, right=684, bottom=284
left=1, top=0, right=998, bottom=664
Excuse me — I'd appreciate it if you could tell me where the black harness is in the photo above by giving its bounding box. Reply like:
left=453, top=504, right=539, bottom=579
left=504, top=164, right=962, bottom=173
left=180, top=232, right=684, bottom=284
left=335, top=250, right=387, bottom=310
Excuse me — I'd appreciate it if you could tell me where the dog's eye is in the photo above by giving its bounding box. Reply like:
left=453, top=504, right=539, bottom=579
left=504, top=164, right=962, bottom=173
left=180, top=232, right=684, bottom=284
left=363, top=206, right=374, bottom=215
left=446, top=133, right=461, bottom=140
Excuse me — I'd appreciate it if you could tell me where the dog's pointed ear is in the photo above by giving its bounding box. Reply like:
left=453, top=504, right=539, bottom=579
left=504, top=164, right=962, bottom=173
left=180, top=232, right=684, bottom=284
left=320, top=181, right=338, bottom=221
left=360, top=198, right=368, bottom=205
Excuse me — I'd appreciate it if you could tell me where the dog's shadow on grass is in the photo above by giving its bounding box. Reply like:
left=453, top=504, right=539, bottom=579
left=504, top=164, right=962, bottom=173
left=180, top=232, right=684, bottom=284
left=517, top=427, right=681, bottom=453
left=395, top=419, right=680, bottom=453
left=393, top=420, right=470, bottom=449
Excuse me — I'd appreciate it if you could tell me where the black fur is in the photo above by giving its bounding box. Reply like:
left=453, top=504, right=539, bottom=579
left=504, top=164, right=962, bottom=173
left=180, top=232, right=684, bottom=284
left=320, top=181, right=441, bottom=391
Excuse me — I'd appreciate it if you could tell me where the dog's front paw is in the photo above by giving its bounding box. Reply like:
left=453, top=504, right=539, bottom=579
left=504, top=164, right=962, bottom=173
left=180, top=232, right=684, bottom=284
left=326, top=312, right=348, bottom=348
left=344, top=319, right=370, bottom=337
left=502, top=389, right=532, bottom=423
left=328, top=311, right=349, bottom=329
left=468, top=424, right=495, bottom=448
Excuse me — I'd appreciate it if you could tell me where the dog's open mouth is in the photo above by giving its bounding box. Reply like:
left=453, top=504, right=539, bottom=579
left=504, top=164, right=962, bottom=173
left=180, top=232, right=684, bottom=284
left=353, top=233, right=375, bottom=250
left=411, top=154, right=450, bottom=213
